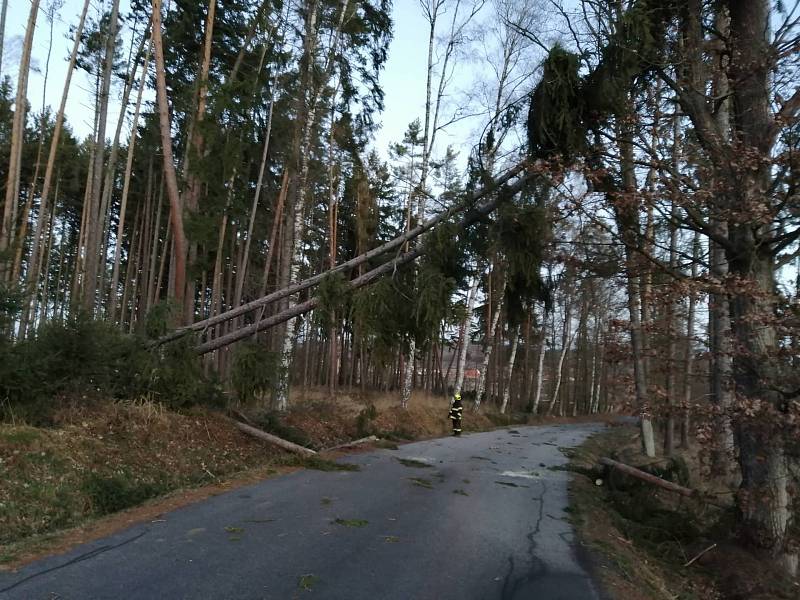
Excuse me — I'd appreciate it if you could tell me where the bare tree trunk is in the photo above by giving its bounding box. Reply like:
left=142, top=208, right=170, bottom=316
left=37, top=184, right=58, bottom=324
left=83, top=0, right=121, bottom=311
left=181, top=0, right=217, bottom=323
left=615, top=104, right=656, bottom=457
left=474, top=277, right=506, bottom=411
left=708, top=5, right=735, bottom=475
left=274, top=0, right=323, bottom=411
left=257, top=171, right=289, bottom=300
left=99, top=26, right=150, bottom=305
left=0, top=0, right=7, bottom=75
left=664, top=201, right=679, bottom=456
left=234, top=74, right=278, bottom=315
left=726, top=0, right=794, bottom=572
left=530, top=306, right=549, bottom=414
left=152, top=0, right=187, bottom=314
left=681, top=231, right=700, bottom=447
left=124, top=206, right=144, bottom=333
left=210, top=176, right=236, bottom=352
left=500, top=325, right=520, bottom=414
left=12, top=3, right=58, bottom=287
left=71, top=154, right=95, bottom=312
left=326, top=112, right=339, bottom=398
left=20, top=0, right=90, bottom=330
left=548, top=298, right=575, bottom=417
left=590, top=320, right=605, bottom=414
left=0, top=0, right=40, bottom=281
left=453, top=276, right=480, bottom=401
left=146, top=175, right=164, bottom=312
left=109, top=41, right=151, bottom=322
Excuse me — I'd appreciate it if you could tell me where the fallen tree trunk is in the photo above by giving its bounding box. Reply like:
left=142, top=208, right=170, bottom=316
left=194, top=171, right=534, bottom=354
left=235, top=421, right=317, bottom=457
left=196, top=246, right=421, bottom=353
left=153, top=162, right=529, bottom=347
left=599, top=456, right=695, bottom=498
left=323, top=435, right=378, bottom=452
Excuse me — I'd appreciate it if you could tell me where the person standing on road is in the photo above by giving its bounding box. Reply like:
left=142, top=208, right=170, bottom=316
left=449, top=394, right=463, bottom=436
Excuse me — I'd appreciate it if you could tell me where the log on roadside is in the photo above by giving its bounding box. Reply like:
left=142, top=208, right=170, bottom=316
left=599, top=456, right=696, bottom=498
left=323, top=435, right=378, bottom=452
left=235, top=421, right=317, bottom=457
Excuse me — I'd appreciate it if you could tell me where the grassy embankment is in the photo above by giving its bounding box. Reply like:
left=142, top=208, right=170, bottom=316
left=0, top=389, right=530, bottom=568
left=568, top=424, right=799, bottom=600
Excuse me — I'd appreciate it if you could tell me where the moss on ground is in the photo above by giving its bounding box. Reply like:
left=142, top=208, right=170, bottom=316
left=333, top=518, right=368, bottom=528
left=395, top=458, right=432, bottom=469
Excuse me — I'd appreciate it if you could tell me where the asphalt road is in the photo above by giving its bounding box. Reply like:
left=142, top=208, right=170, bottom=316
left=0, top=423, right=606, bottom=600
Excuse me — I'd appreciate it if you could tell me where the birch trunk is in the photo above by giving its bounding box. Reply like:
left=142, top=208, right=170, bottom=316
left=275, top=0, right=351, bottom=410
left=473, top=277, right=506, bottom=411
left=530, top=307, right=548, bottom=414
left=499, top=325, right=520, bottom=414
left=453, top=276, right=480, bottom=401
left=547, top=300, right=575, bottom=417
left=401, top=0, right=458, bottom=408
left=681, top=231, right=700, bottom=447
left=274, top=0, right=320, bottom=408
left=326, top=108, right=339, bottom=397
left=71, top=154, right=95, bottom=312
left=664, top=201, right=679, bottom=456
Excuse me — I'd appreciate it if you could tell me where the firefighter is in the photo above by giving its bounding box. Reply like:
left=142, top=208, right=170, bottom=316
left=449, top=393, right=463, bottom=436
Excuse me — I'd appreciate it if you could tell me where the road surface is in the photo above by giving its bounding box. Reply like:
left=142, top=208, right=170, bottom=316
left=0, top=423, right=606, bottom=599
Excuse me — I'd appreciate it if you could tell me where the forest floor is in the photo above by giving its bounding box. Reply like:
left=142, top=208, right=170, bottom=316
left=569, top=423, right=800, bottom=600
left=0, top=389, right=610, bottom=571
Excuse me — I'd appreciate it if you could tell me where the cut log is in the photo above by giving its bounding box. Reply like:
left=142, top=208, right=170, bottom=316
left=235, top=421, right=317, bottom=457
left=599, top=456, right=696, bottom=498
left=323, top=435, right=378, bottom=452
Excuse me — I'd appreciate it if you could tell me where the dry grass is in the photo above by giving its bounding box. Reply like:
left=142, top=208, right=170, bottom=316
left=282, top=389, right=498, bottom=447
left=0, top=400, right=283, bottom=565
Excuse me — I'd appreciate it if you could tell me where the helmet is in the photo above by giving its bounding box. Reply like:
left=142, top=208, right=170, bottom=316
left=454, top=393, right=461, bottom=401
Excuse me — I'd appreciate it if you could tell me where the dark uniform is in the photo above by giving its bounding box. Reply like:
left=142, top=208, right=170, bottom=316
left=449, top=395, right=463, bottom=436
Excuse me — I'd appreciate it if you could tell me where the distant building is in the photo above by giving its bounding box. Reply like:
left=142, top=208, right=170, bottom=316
left=463, top=368, right=480, bottom=381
